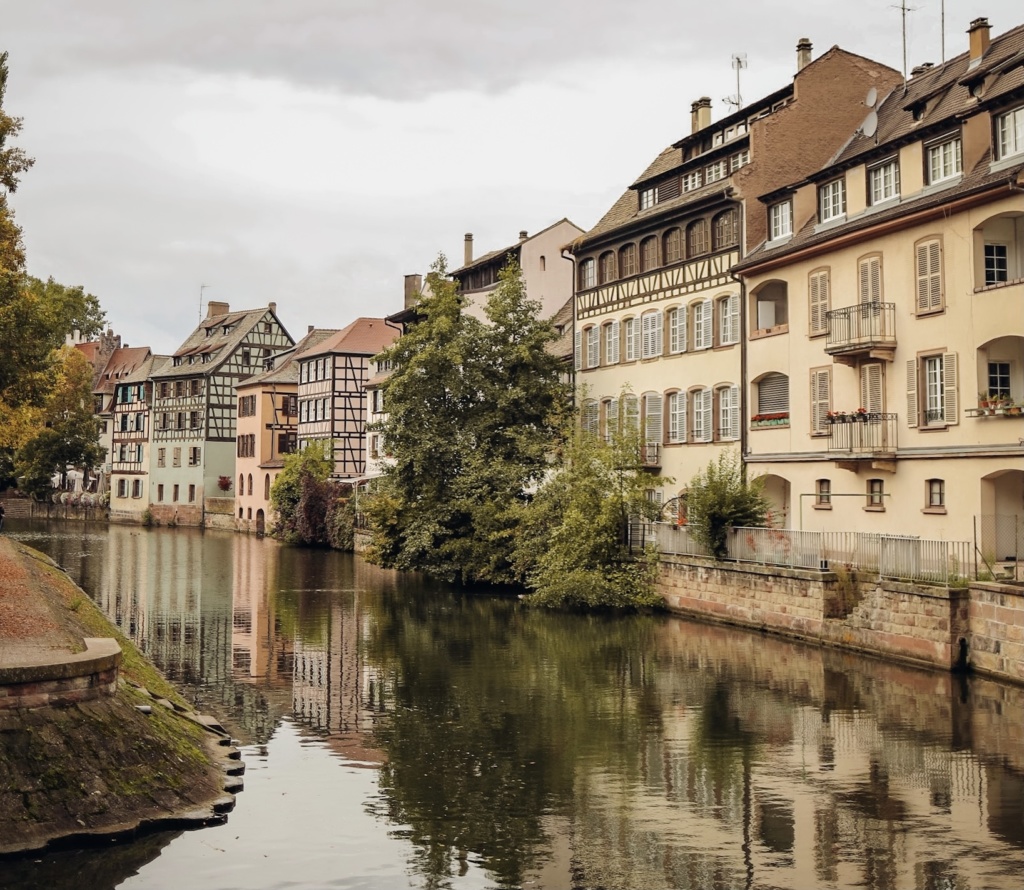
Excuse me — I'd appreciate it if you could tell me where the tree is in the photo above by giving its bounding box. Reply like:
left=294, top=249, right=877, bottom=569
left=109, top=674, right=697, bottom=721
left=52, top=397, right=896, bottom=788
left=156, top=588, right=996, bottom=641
left=515, top=410, right=664, bottom=610
left=269, top=441, right=332, bottom=544
left=365, top=256, right=571, bottom=585
left=686, top=450, right=771, bottom=559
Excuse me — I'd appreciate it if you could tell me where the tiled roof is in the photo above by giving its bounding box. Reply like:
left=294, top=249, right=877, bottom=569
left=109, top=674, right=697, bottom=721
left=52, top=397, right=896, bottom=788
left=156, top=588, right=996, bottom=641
left=93, top=347, right=152, bottom=396
left=548, top=296, right=575, bottom=362
left=298, top=317, right=399, bottom=359
left=120, top=354, right=170, bottom=386
left=238, top=328, right=338, bottom=389
left=450, top=217, right=583, bottom=276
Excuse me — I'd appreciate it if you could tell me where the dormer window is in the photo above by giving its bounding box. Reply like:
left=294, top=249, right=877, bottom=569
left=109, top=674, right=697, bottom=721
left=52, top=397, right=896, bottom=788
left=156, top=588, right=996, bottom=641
left=769, top=200, right=793, bottom=241
left=578, top=259, right=596, bottom=290
left=819, top=178, right=846, bottom=223
left=222, top=324, right=233, bottom=335
left=868, top=158, right=900, bottom=205
left=996, top=105, right=1024, bottom=160
left=927, top=136, right=962, bottom=183
left=639, top=187, right=657, bottom=210
left=705, top=160, right=727, bottom=183
left=683, top=170, right=703, bottom=192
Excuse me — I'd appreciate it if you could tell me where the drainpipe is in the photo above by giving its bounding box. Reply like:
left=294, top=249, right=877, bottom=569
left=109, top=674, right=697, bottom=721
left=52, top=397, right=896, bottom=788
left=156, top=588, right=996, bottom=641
left=729, top=208, right=748, bottom=479
left=560, top=248, right=578, bottom=410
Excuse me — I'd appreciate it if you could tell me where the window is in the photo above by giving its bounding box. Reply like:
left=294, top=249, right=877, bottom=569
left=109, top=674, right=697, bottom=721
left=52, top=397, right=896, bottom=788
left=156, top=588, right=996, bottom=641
left=705, top=160, right=727, bottom=183
left=619, top=244, right=637, bottom=278
left=370, top=388, right=384, bottom=414
left=927, top=136, right=962, bottom=183
left=116, top=479, right=127, bottom=498
left=730, top=149, right=750, bottom=171
left=641, top=311, right=663, bottom=359
left=810, top=368, right=832, bottom=435
left=753, top=282, right=788, bottom=331
left=622, top=394, right=639, bottom=433
left=663, top=228, right=682, bottom=264
left=668, top=306, right=687, bottom=354
left=247, top=474, right=253, bottom=496
left=172, top=447, right=181, bottom=467
left=866, top=478, right=884, bottom=510
left=915, top=238, right=943, bottom=313
left=176, top=412, right=186, bottom=430
left=157, top=447, right=166, bottom=468
left=988, top=361, right=1011, bottom=397
left=239, top=395, right=256, bottom=416
left=717, top=385, right=739, bottom=440
left=278, top=432, right=297, bottom=454
left=667, top=392, right=686, bottom=443
left=996, top=105, right=1024, bottom=160
left=691, top=388, right=713, bottom=443
left=585, top=326, right=600, bottom=369
left=718, top=294, right=739, bottom=346
left=189, top=447, right=201, bottom=466
left=188, top=484, right=196, bottom=503
left=190, top=410, right=200, bottom=429
left=925, top=479, right=946, bottom=512
left=602, top=397, right=619, bottom=442
left=160, top=412, right=169, bottom=430
left=984, top=244, right=1008, bottom=285
left=712, top=210, right=738, bottom=250
left=283, top=395, right=298, bottom=416
left=693, top=299, right=713, bottom=350
left=756, top=373, right=790, bottom=416
left=174, top=380, right=185, bottom=398
left=598, top=251, right=616, bottom=284
left=157, top=484, right=164, bottom=503
left=604, top=321, right=620, bottom=365
left=640, top=237, right=659, bottom=272
left=907, top=353, right=958, bottom=428
left=858, top=255, right=882, bottom=304
left=132, top=479, right=143, bottom=499
left=578, top=259, right=595, bottom=290
left=819, top=179, right=846, bottom=222
left=159, top=381, right=170, bottom=399
left=809, top=269, right=830, bottom=336
left=265, top=474, right=271, bottom=500
left=686, top=220, right=709, bottom=256
left=643, top=392, right=662, bottom=446
left=683, top=170, right=703, bottom=192
left=624, top=317, right=641, bottom=362
left=769, top=201, right=792, bottom=240
left=815, top=479, right=832, bottom=508
left=173, top=484, right=179, bottom=502
left=190, top=379, right=201, bottom=397
left=639, top=187, right=657, bottom=210
left=868, top=159, right=900, bottom=205
left=242, top=349, right=251, bottom=366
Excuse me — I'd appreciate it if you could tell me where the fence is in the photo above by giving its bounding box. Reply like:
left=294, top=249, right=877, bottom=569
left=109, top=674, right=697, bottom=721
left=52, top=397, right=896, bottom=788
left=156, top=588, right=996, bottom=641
left=648, top=522, right=978, bottom=584
left=977, top=514, right=1023, bottom=581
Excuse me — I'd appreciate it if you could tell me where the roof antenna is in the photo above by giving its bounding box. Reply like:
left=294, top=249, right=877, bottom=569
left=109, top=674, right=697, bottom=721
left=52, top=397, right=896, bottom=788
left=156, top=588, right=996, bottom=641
left=893, top=0, right=917, bottom=93
left=940, top=0, right=945, bottom=63
left=723, top=53, right=747, bottom=109
left=199, top=284, right=209, bottom=321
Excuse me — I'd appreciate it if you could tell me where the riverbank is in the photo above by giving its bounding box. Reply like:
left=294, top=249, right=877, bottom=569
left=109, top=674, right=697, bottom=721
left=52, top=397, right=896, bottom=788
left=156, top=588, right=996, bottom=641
left=0, top=537, right=242, bottom=857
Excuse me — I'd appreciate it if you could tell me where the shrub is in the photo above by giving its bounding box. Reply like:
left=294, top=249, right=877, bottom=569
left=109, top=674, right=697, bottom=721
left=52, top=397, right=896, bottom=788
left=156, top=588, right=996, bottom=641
left=686, top=450, right=770, bottom=559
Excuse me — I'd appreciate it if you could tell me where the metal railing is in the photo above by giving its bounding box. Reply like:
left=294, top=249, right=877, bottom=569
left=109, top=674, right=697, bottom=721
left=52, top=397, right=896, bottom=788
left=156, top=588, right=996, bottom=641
left=825, top=301, right=896, bottom=354
left=651, top=522, right=978, bottom=584
left=827, top=413, right=898, bottom=454
left=640, top=443, right=660, bottom=468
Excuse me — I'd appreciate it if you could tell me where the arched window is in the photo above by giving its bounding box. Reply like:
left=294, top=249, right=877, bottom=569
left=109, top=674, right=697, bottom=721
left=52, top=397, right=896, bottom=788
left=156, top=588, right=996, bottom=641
left=578, top=259, right=596, bottom=290
left=641, top=310, right=663, bottom=359
left=663, top=228, right=682, bottom=264
left=238, top=473, right=244, bottom=493
left=603, top=320, right=620, bottom=365
left=619, top=243, right=637, bottom=278
left=755, top=373, right=790, bottom=419
left=247, top=473, right=253, bottom=496
left=640, top=236, right=659, bottom=273
left=667, top=391, right=686, bottom=443
left=716, top=384, right=740, bottom=440
left=598, top=251, right=617, bottom=284
left=581, top=399, right=599, bottom=435
left=712, top=210, right=738, bottom=250
left=264, top=473, right=271, bottom=500
left=622, top=393, right=640, bottom=432
left=601, top=397, right=619, bottom=442
left=686, top=220, right=709, bottom=257
left=539, top=255, right=546, bottom=271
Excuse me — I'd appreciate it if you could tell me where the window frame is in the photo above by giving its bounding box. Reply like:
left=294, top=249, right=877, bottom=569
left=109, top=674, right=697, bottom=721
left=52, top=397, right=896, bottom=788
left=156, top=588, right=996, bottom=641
left=818, top=178, right=846, bottom=223
left=868, top=158, right=900, bottom=206
left=639, top=187, right=657, bottom=210
left=865, top=478, right=885, bottom=511
left=578, top=259, right=596, bottom=290
left=926, top=135, right=962, bottom=184
left=769, top=201, right=793, bottom=241
left=924, top=478, right=946, bottom=514
left=996, top=105, right=1024, bottom=160
left=815, top=479, right=832, bottom=509
left=717, top=293, right=740, bottom=346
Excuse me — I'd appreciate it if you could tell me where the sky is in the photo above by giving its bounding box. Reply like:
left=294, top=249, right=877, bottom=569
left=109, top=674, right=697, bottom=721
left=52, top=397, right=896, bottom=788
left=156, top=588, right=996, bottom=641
left=3, top=0, right=1020, bottom=354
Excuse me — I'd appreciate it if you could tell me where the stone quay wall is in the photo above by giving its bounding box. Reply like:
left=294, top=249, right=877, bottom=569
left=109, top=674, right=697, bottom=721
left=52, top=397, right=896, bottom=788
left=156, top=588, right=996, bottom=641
left=0, top=638, right=121, bottom=710
left=657, top=555, right=1023, bottom=685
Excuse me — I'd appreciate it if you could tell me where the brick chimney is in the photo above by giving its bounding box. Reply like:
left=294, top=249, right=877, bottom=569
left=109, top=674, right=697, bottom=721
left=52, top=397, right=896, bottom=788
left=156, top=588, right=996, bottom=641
left=691, top=97, right=712, bottom=134
left=968, top=17, right=991, bottom=63
left=464, top=233, right=474, bottom=266
left=519, top=230, right=528, bottom=241
left=796, top=38, right=812, bottom=72
left=404, top=273, right=422, bottom=309
left=207, top=301, right=229, bottom=318
left=268, top=301, right=276, bottom=314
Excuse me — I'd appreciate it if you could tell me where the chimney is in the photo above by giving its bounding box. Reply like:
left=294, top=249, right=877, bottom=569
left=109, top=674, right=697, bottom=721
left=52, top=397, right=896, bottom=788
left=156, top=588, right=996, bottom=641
left=968, top=17, right=991, bottom=63
left=268, top=301, right=277, bottom=314
left=796, top=38, right=812, bottom=72
left=910, top=62, right=935, bottom=77
left=207, top=301, right=229, bottom=318
left=308, top=325, right=314, bottom=334
left=464, top=233, right=474, bottom=266
left=404, top=273, right=422, bottom=309
left=519, top=230, right=528, bottom=241
left=690, top=97, right=712, bottom=134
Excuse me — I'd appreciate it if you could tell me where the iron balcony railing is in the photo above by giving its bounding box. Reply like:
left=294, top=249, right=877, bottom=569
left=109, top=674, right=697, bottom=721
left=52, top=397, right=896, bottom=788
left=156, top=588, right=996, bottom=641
left=827, top=412, right=898, bottom=454
left=640, top=443, right=661, bottom=469
left=825, top=301, right=896, bottom=354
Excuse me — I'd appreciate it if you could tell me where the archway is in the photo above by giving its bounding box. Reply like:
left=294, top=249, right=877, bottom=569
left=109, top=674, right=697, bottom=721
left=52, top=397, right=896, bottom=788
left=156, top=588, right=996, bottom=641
left=980, top=469, right=1024, bottom=561
left=761, top=474, right=791, bottom=528
left=256, top=509, right=266, bottom=537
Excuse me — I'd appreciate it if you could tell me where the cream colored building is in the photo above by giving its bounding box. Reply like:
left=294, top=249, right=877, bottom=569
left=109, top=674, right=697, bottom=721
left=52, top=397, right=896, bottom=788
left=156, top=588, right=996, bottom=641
left=737, top=17, right=1024, bottom=555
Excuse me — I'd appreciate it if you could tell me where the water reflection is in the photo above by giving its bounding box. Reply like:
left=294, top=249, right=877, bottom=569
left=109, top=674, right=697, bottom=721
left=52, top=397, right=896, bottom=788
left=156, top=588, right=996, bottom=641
left=5, top=520, right=1023, bottom=890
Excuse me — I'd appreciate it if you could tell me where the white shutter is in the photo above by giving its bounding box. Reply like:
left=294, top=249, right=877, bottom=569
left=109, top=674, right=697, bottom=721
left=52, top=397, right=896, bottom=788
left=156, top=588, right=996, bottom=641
left=915, top=240, right=942, bottom=313
left=642, top=311, right=662, bottom=358
left=700, top=389, right=713, bottom=442
left=942, top=352, right=958, bottom=425
left=669, top=306, right=687, bottom=353
left=810, top=369, right=831, bottom=434
left=574, top=330, right=582, bottom=371
left=586, top=326, right=600, bottom=368
left=858, top=255, right=881, bottom=304
left=719, top=385, right=739, bottom=440
left=906, top=359, right=918, bottom=428
left=698, top=300, right=713, bottom=349
left=644, top=393, right=663, bottom=445
left=727, top=294, right=740, bottom=345
left=859, top=363, right=883, bottom=415
left=582, top=400, right=599, bottom=435
left=653, top=311, right=663, bottom=357
left=605, top=398, right=619, bottom=441
left=607, top=320, right=620, bottom=364
left=809, top=270, right=830, bottom=336
left=668, top=392, right=686, bottom=443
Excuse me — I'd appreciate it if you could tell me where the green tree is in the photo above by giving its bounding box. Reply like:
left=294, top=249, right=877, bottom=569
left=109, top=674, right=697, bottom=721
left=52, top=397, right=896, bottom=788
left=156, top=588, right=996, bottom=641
left=269, top=441, right=332, bottom=544
left=366, top=256, right=570, bottom=585
left=516, top=409, right=664, bottom=610
left=686, top=449, right=771, bottom=559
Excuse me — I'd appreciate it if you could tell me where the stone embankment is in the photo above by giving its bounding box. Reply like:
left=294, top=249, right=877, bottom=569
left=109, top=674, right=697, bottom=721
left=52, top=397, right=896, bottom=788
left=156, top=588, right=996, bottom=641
left=0, top=537, right=243, bottom=856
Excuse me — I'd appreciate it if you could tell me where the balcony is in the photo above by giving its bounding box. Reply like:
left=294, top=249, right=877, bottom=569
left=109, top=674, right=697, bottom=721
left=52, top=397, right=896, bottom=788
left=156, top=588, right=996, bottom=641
left=825, top=302, right=896, bottom=366
left=640, top=443, right=661, bottom=470
left=827, top=412, right=898, bottom=471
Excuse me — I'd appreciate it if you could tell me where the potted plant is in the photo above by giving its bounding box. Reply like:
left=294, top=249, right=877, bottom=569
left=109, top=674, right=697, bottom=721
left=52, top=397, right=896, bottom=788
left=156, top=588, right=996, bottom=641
left=855, top=406, right=868, bottom=422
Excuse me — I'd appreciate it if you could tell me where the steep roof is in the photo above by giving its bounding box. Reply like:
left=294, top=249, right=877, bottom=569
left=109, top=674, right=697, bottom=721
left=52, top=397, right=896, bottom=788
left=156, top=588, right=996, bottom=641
left=120, top=354, right=171, bottom=386
left=451, top=218, right=583, bottom=277
left=93, top=347, right=152, bottom=395
left=298, top=317, right=399, bottom=359
left=237, top=328, right=338, bottom=390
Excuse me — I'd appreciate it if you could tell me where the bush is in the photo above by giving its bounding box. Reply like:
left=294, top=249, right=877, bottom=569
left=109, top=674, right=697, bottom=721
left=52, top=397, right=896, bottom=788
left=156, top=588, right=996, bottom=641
left=686, top=450, right=770, bottom=559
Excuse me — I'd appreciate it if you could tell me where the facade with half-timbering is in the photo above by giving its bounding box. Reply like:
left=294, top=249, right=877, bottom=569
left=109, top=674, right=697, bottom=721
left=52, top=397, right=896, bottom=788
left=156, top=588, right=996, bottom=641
left=148, top=301, right=294, bottom=526
left=571, top=41, right=901, bottom=515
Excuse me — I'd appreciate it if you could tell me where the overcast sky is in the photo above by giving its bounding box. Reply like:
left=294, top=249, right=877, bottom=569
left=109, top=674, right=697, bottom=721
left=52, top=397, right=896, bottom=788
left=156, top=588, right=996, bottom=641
left=4, top=1, right=1019, bottom=354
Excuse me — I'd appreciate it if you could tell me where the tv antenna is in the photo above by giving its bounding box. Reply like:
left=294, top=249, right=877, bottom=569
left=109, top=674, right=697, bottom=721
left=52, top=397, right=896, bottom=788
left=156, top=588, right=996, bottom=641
left=892, top=0, right=917, bottom=91
left=724, top=53, right=747, bottom=109
left=199, top=284, right=210, bottom=321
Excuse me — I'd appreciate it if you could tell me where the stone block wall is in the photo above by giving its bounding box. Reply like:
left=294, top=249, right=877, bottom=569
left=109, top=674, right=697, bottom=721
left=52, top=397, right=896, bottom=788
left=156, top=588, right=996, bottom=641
left=0, top=638, right=121, bottom=710
left=968, top=583, right=1024, bottom=683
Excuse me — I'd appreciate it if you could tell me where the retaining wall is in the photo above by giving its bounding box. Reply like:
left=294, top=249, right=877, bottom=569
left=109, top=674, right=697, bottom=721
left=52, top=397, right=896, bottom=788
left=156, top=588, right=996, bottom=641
left=0, top=638, right=121, bottom=710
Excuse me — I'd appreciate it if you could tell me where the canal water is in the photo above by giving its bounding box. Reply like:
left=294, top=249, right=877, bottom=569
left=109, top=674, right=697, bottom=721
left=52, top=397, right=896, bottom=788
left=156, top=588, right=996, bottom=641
left=2, top=519, right=1023, bottom=890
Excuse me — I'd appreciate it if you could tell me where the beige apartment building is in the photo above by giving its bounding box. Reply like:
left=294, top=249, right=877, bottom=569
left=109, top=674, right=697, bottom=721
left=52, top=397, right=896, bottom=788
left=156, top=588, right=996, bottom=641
left=571, top=41, right=900, bottom=511
left=737, top=17, right=1024, bottom=555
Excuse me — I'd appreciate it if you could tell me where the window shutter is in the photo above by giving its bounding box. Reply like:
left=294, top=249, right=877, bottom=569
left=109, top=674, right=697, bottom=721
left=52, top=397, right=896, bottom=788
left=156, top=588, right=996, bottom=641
left=699, top=300, right=713, bottom=349
left=605, top=398, right=619, bottom=440
left=582, top=400, right=599, bottom=435
left=653, top=311, right=663, bottom=357
left=757, top=374, right=790, bottom=413
left=811, top=369, right=831, bottom=434
left=700, top=389, right=713, bottom=442
left=632, top=319, right=642, bottom=360
left=623, top=394, right=639, bottom=431
left=809, top=270, right=830, bottom=335
left=728, top=294, right=740, bottom=345
left=859, top=363, right=883, bottom=415
left=906, top=359, right=918, bottom=428
left=719, top=385, right=739, bottom=439
left=574, top=330, right=581, bottom=371
left=644, top=393, right=663, bottom=445
left=915, top=240, right=942, bottom=313
left=669, top=392, right=686, bottom=442
left=859, top=256, right=881, bottom=304
left=670, top=306, right=687, bottom=353
left=942, top=352, right=958, bottom=424
left=608, top=321, right=620, bottom=364
left=587, top=327, right=600, bottom=368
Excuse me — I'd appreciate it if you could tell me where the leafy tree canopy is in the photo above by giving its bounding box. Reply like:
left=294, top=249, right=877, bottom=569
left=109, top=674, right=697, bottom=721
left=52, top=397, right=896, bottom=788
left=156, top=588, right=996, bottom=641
left=686, top=449, right=771, bottom=559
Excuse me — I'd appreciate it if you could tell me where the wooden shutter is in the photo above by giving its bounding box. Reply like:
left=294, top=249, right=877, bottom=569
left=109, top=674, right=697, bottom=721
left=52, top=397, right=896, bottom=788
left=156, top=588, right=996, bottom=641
left=604, top=398, right=619, bottom=441
left=720, top=385, right=739, bottom=439
left=644, top=393, right=663, bottom=445
left=669, top=392, right=686, bottom=442
left=809, top=270, right=830, bottom=335
left=810, top=368, right=831, bottom=434
left=915, top=240, right=942, bottom=313
left=858, top=256, right=881, bottom=304
left=906, top=359, right=918, bottom=428
left=700, top=389, right=713, bottom=442
left=697, top=300, right=714, bottom=349
left=758, top=374, right=790, bottom=413
left=859, top=363, right=883, bottom=415
left=942, top=352, right=958, bottom=425
left=607, top=321, right=620, bottom=364
left=670, top=306, right=687, bottom=353
left=587, top=327, right=599, bottom=368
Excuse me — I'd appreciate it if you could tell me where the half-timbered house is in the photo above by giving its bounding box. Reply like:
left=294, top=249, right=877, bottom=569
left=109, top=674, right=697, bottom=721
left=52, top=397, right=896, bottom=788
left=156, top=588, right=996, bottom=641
left=149, top=301, right=294, bottom=526
left=91, top=345, right=152, bottom=495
